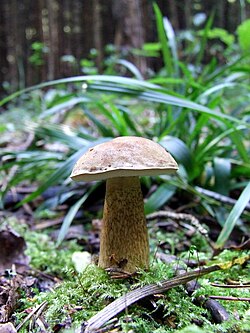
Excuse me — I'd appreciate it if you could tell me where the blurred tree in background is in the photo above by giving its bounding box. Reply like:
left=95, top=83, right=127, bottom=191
left=0, top=0, right=249, bottom=96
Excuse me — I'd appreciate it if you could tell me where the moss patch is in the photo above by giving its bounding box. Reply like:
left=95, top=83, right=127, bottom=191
left=5, top=218, right=250, bottom=333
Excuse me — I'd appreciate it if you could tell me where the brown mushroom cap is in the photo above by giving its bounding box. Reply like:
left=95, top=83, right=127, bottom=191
left=70, top=136, right=178, bottom=182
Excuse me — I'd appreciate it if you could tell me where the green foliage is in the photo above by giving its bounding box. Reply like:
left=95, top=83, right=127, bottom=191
left=7, top=216, right=249, bottom=332
left=153, top=3, right=178, bottom=77
left=144, top=183, right=176, bottom=215
left=56, top=184, right=99, bottom=245
left=5, top=217, right=81, bottom=278
left=20, top=238, right=250, bottom=332
left=29, top=42, right=48, bottom=66
left=1, top=6, right=249, bottom=333
left=31, top=258, right=249, bottom=333
left=0, top=6, right=249, bottom=247
left=215, top=182, right=250, bottom=249
left=80, top=58, right=98, bottom=75
left=199, top=28, right=235, bottom=46
left=177, top=326, right=207, bottom=333
left=237, top=19, right=250, bottom=53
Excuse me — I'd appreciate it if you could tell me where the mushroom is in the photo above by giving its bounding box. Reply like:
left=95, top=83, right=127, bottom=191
left=70, top=136, right=178, bottom=274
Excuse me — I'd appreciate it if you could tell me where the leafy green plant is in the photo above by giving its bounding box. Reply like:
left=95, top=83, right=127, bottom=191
left=0, top=5, right=249, bottom=247
left=29, top=41, right=48, bottom=66
left=215, top=181, right=250, bottom=249
left=237, top=19, right=250, bottom=53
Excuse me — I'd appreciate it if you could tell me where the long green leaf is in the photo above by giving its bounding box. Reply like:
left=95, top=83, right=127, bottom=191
left=117, top=106, right=142, bottom=136
left=213, top=157, right=231, bottom=196
left=196, top=12, right=214, bottom=67
left=86, top=82, right=247, bottom=125
left=115, top=59, right=144, bottom=80
left=16, top=149, right=85, bottom=206
left=144, top=183, right=176, bottom=215
left=0, top=75, right=161, bottom=106
left=94, top=102, right=128, bottom=135
left=16, top=138, right=110, bottom=206
left=163, top=16, right=179, bottom=77
left=229, top=128, right=249, bottom=162
left=40, top=97, right=91, bottom=118
left=160, top=136, right=194, bottom=176
left=33, top=123, right=89, bottom=150
left=153, top=3, right=173, bottom=76
left=81, top=107, right=114, bottom=137
left=1, top=75, right=248, bottom=126
left=198, top=82, right=250, bottom=102
left=215, top=182, right=250, bottom=249
left=195, top=125, right=247, bottom=161
left=56, top=186, right=97, bottom=245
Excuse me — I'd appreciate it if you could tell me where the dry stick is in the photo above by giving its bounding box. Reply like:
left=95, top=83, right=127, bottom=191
left=183, top=274, right=230, bottom=323
left=82, top=255, right=250, bottom=333
left=15, top=301, right=48, bottom=332
left=209, top=296, right=250, bottom=302
left=83, top=265, right=220, bottom=333
left=195, top=186, right=250, bottom=211
left=147, top=210, right=212, bottom=246
left=211, top=283, right=250, bottom=288
left=157, top=253, right=230, bottom=323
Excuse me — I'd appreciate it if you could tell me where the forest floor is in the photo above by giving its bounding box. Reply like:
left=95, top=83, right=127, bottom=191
left=0, top=190, right=249, bottom=333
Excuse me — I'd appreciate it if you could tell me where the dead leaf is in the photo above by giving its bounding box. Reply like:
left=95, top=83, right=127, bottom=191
left=0, top=322, right=17, bottom=333
left=0, top=275, right=24, bottom=323
left=0, top=227, right=29, bottom=273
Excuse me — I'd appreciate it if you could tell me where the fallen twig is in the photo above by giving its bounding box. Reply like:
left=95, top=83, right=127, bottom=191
left=15, top=301, right=48, bottom=332
left=82, top=267, right=218, bottom=332
left=195, top=186, right=250, bottom=212
left=158, top=253, right=230, bottom=323
left=147, top=210, right=214, bottom=247
left=184, top=276, right=230, bottom=323
left=209, top=296, right=250, bottom=302
left=211, top=282, right=250, bottom=288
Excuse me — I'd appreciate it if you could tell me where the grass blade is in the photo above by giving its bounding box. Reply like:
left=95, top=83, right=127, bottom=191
left=213, top=157, right=231, bottom=196
left=1, top=75, right=248, bottom=126
left=16, top=138, right=110, bottom=206
left=56, top=185, right=97, bottom=245
left=40, top=97, right=91, bottom=118
left=196, top=12, right=214, bottom=67
left=163, top=16, right=179, bottom=77
left=81, top=107, right=114, bottom=137
left=153, top=3, right=173, bottom=76
left=160, top=136, right=195, bottom=179
left=144, top=183, right=176, bottom=215
left=215, top=181, right=250, bottom=249
left=229, top=128, right=249, bottom=163
left=115, top=59, right=144, bottom=80
left=16, top=149, right=85, bottom=206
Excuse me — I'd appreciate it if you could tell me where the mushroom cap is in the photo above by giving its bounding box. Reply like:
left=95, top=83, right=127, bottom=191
left=71, top=136, right=178, bottom=181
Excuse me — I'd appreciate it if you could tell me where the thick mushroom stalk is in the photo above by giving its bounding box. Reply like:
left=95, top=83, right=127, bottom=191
left=98, top=176, right=149, bottom=273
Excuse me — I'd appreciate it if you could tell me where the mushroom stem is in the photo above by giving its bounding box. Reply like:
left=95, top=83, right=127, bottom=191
left=98, top=176, right=149, bottom=273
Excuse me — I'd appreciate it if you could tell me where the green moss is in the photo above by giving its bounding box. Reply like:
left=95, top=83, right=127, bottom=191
left=6, top=218, right=249, bottom=333
left=31, top=258, right=249, bottom=333
left=25, top=232, right=81, bottom=278
left=5, top=217, right=81, bottom=278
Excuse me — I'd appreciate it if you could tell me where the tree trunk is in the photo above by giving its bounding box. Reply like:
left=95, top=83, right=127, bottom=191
left=93, top=0, right=103, bottom=72
left=113, top=0, right=147, bottom=77
left=47, top=0, right=60, bottom=80
left=3, top=0, right=19, bottom=91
